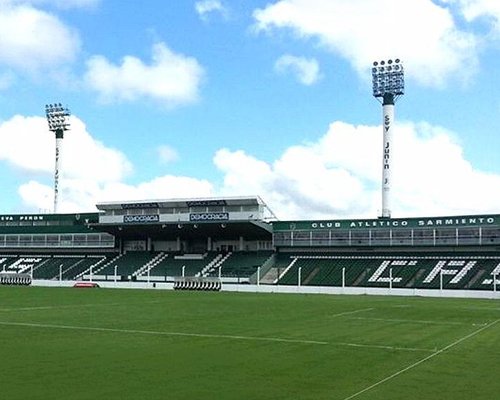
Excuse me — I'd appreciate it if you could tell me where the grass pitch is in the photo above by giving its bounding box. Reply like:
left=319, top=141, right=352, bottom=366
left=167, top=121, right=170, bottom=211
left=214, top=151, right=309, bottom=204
left=0, top=287, right=499, bottom=400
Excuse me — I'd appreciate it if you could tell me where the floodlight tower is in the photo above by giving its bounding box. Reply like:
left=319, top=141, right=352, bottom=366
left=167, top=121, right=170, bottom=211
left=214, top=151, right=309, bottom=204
left=45, top=103, right=71, bottom=213
left=372, top=59, right=404, bottom=218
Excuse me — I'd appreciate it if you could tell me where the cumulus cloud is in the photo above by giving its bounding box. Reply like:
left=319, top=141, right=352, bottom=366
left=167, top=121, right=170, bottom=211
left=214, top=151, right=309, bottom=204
left=274, top=54, right=321, bottom=85
left=0, top=114, right=136, bottom=212
left=6, top=113, right=500, bottom=219
left=18, top=175, right=214, bottom=213
left=214, top=121, right=500, bottom=220
left=0, top=114, right=213, bottom=213
left=195, top=0, right=227, bottom=20
left=94, top=176, right=213, bottom=204
left=0, top=115, right=132, bottom=181
left=84, top=42, right=205, bottom=107
left=0, top=2, right=80, bottom=73
left=254, top=0, right=479, bottom=87
left=18, top=180, right=53, bottom=212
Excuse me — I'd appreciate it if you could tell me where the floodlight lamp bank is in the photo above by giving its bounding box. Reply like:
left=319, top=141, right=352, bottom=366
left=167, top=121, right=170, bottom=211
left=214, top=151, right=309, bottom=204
left=45, top=103, right=71, bottom=132
left=371, top=58, right=405, bottom=102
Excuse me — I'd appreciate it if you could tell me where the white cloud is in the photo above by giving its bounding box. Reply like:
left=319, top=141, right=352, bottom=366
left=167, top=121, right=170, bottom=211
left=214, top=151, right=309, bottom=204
left=18, top=180, right=53, bottom=212
left=274, top=54, right=321, bottom=85
left=0, top=114, right=132, bottom=182
left=214, top=120, right=500, bottom=220
left=84, top=42, right=205, bottom=107
left=8, top=114, right=500, bottom=219
left=18, top=176, right=214, bottom=213
left=0, top=114, right=213, bottom=213
left=0, top=2, right=80, bottom=72
left=157, top=145, right=179, bottom=164
left=195, top=0, right=227, bottom=20
left=94, top=176, right=213, bottom=204
left=452, top=0, right=500, bottom=34
left=254, top=0, right=479, bottom=87
left=0, top=113, right=136, bottom=212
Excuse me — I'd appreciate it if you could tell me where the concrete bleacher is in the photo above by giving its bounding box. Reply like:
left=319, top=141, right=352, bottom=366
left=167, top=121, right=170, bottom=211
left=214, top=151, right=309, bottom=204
left=94, top=251, right=155, bottom=278
left=274, top=253, right=500, bottom=290
left=145, top=252, right=218, bottom=279
left=0, top=255, right=46, bottom=274
left=0, top=254, right=111, bottom=280
left=5, top=249, right=498, bottom=292
left=206, top=251, right=274, bottom=278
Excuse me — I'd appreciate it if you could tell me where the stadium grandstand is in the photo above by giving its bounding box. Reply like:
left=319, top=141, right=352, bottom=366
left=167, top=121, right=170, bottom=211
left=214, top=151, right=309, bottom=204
left=1, top=197, right=499, bottom=297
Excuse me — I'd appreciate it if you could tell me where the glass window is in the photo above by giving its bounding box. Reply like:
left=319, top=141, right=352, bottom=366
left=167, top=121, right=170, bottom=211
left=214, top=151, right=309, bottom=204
left=273, top=232, right=291, bottom=246
left=292, top=231, right=310, bottom=245
left=457, top=228, right=480, bottom=245
left=392, top=229, right=413, bottom=245
left=6, top=235, right=19, bottom=246
left=19, top=235, right=32, bottom=245
left=60, top=235, right=72, bottom=246
left=413, top=229, right=434, bottom=245
left=482, top=227, right=500, bottom=244
left=311, top=230, right=330, bottom=246
left=47, top=235, right=59, bottom=245
left=242, top=205, right=259, bottom=212
left=331, top=231, right=350, bottom=245
left=351, top=230, right=369, bottom=245
left=371, top=230, right=390, bottom=246
left=33, top=235, right=46, bottom=245
left=435, top=228, right=456, bottom=245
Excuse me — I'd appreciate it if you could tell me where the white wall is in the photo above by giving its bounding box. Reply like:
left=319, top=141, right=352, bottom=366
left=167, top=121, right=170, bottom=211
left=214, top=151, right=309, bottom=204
left=31, top=280, right=500, bottom=299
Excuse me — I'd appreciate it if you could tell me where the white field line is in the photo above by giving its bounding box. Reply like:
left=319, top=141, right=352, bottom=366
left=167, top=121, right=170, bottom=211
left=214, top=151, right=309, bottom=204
left=342, top=318, right=500, bottom=400
left=0, top=321, right=328, bottom=345
left=348, top=316, right=487, bottom=327
left=0, top=320, right=435, bottom=353
left=330, top=308, right=374, bottom=318
left=0, top=301, right=163, bottom=312
left=332, top=342, right=436, bottom=353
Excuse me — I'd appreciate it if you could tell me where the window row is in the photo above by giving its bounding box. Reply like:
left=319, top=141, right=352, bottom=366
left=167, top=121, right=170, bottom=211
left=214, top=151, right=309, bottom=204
left=0, top=234, right=115, bottom=248
left=273, top=227, right=500, bottom=246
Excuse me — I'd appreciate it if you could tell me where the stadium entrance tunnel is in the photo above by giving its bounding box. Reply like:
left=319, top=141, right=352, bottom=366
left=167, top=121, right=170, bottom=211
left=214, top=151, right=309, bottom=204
left=0, top=273, right=32, bottom=286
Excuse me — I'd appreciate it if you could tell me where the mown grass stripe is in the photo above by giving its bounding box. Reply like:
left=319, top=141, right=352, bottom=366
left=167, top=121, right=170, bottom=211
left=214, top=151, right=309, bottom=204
left=342, top=318, right=500, bottom=400
left=0, top=320, right=329, bottom=345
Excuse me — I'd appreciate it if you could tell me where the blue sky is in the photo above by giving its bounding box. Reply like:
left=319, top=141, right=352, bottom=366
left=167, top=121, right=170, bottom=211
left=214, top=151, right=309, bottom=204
left=1, top=0, right=500, bottom=220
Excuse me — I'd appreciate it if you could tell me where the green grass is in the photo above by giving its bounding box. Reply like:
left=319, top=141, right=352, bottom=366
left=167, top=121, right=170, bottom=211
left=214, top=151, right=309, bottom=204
left=0, top=287, right=499, bottom=400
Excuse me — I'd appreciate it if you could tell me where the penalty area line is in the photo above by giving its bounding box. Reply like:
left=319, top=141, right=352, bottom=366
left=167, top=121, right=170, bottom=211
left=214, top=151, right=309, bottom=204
left=0, top=321, right=328, bottom=346
left=342, top=318, right=500, bottom=400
